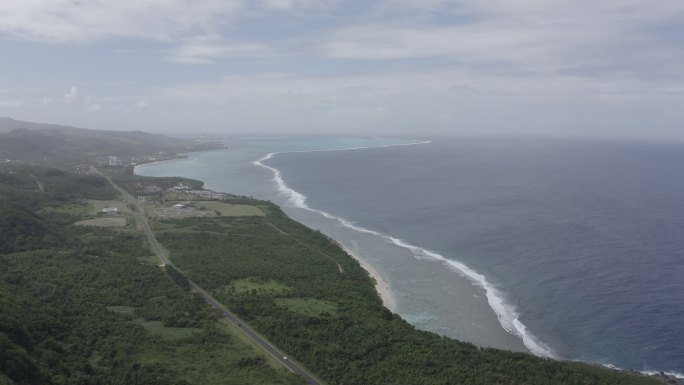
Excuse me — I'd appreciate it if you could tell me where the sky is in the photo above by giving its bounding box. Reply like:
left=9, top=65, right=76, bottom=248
left=1, top=0, right=684, bottom=139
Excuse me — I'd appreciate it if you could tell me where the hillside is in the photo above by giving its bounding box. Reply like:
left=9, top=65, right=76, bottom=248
left=0, top=163, right=304, bottom=385
left=0, top=117, right=223, bottom=167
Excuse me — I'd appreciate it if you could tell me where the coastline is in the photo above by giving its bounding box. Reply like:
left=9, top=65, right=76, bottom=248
left=341, top=243, right=397, bottom=312
left=135, top=145, right=684, bottom=382
left=252, top=148, right=550, bottom=356
left=137, top=142, right=538, bottom=354
left=134, top=156, right=399, bottom=313
left=129, top=160, right=666, bottom=385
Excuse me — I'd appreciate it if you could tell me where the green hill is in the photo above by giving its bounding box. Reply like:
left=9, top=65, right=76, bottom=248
left=0, top=117, right=222, bottom=167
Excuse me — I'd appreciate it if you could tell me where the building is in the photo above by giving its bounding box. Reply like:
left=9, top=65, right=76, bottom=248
left=107, top=156, right=123, bottom=166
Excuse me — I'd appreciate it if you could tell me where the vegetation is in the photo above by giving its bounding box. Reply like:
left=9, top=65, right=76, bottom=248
left=196, top=201, right=265, bottom=216
left=0, top=149, right=661, bottom=384
left=107, top=168, right=204, bottom=196
left=74, top=217, right=127, bottom=227
left=0, top=117, right=223, bottom=168
left=0, top=164, right=303, bottom=385
left=154, top=203, right=660, bottom=385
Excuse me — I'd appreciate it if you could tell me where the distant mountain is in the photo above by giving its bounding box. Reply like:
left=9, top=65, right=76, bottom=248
left=0, top=117, right=86, bottom=133
left=0, top=117, right=223, bottom=167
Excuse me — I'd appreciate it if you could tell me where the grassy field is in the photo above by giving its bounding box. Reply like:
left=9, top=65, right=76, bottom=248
left=87, top=199, right=132, bottom=214
left=141, top=203, right=157, bottom=217
left=40, top=202, right=93, bottom=216
left=197, top=201, right=264, bottom=216
left=74, top=217, right=126, bottom=227
left=155, top=205, right=213, bottom=219
left=40, top=199, right=131, bottom=217
left=162, top=191, right=202, bottom=201
left=216, top=319, right=284, bottom=370
left=75, top=217, right=127, bottom=227
left=230, top=277, right=291, bottom=295
left=274, top=298, right=338, bottom=317
left=136, top=320, right=201, bottom=340
left=135, top=321, right=303, bottom=385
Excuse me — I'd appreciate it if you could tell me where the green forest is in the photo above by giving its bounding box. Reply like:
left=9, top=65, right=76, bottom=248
left=0, top=164, right=303, bottom=385
left=0, top=163, right=660, bottom=385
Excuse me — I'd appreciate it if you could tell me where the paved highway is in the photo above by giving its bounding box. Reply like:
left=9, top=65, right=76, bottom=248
left=96, top=168, right=323, bottom=385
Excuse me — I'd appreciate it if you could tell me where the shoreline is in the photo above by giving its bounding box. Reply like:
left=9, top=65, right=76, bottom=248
left=139, top=142, right=540, bottom=354
left=252, top=148, right=551, bottom=357
left=337, top=241, right=397, bottom=312
left=135, top=143, right=684, bottom=380
left=129, top=159, right=668, bottom=385
left=134, top=159, right=399, bottom=313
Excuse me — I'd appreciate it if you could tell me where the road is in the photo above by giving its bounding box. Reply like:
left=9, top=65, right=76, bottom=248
left=30, top=173, right=44, bottom=193
left=94, top=168, right=323, bottom=385
left=188, top=281, right=322, bottom=384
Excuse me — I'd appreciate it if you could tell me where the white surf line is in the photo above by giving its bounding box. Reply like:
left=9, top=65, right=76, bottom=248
left=639, top=369, right=684, bottom=380
left=603, top=364, right=684, bottom=380
left=254, top=140, right=557, bottom=359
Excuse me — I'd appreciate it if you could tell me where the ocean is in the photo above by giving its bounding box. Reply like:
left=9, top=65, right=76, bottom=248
left=137, top=136, right=684, bottom=377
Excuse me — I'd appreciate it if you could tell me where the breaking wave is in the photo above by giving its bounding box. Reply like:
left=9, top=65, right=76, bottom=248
left=253, top=140, right=556, bottom=359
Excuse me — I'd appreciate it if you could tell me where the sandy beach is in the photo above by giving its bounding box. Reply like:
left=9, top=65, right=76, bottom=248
left=351, top=249, right=397, bottom=312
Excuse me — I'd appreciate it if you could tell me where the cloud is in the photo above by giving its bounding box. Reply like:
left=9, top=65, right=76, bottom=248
left=0, top=0, right=333, bottom=43
left=0, top=1, right=244, bottom=43
left=320, top=0, right=684, bottom=81
left=3, top=0, right=684, bottom=140
left=135, top=65, right=684, bottom=138
left=63, top=87, right=80, bottom=104
left=169, top=35, right=274, bottom=64
left=86, top=103, right=102, bottom=112
left=0, top=99, right=23, bottom=108
left=257, top=0, right=336, bottom=12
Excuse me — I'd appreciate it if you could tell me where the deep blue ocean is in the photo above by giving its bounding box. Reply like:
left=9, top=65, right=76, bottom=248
left=138, top=136, right=684, bottom=376
left=266, top=138, right=684, bottom=375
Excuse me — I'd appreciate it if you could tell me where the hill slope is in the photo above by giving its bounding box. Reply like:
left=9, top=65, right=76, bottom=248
left=0, top=117, right=222, bottom=167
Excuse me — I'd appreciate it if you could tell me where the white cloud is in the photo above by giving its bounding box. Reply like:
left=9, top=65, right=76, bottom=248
left=320, top=0, right=684, bottom=81
left=86, top=103, right=102, bottom=112
left=63, top=87, right=80, bottom=104
left=2, top=0, right=684, bottom=140
left=0, top=0, right=333, bottom=43
left=257, top=0, right=335, bottom=12
left=169, top=35, right=274, bottom=64
left=0, top=1, right=244, bottom=43
left=0, top=99, right=23, bottom=108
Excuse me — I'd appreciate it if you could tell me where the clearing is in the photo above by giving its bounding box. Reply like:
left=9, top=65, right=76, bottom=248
left=229, top=277, right=291, bottom=295
left=197, top=201, right=264, bottom=216
left=137, top=320, right=201, bottom=340
left=76, top=217, right=127, bottom=227
left=274, top=298, right=338, bottom=317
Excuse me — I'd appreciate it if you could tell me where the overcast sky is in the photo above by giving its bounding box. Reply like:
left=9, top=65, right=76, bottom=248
left=1, top=0, right=683, bottom=139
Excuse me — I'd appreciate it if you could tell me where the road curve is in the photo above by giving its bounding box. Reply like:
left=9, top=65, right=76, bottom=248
left=95, top=168, right=323, bottom=385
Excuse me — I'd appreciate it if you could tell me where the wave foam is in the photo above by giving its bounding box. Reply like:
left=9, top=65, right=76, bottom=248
left=639, top=370, right=684, bottom=379
left=253, top=140, right=556, bottom=358
left=603, top=365, right=684, bottom=380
